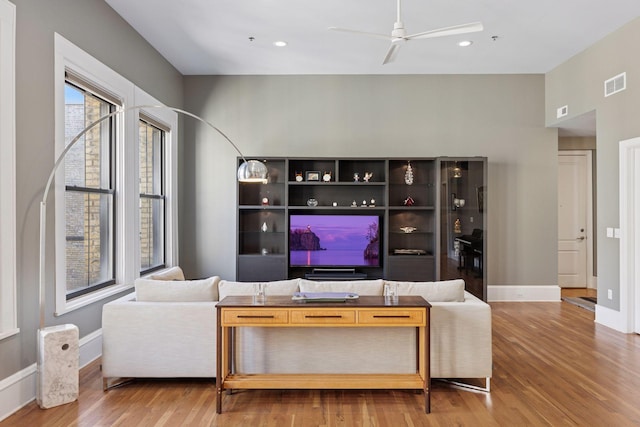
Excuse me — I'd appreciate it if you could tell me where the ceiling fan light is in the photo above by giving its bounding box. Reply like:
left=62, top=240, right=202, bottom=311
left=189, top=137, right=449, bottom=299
left=273, top=40, right=287, bottom=47
left=458, top=40, right=473, bottom=47
left=237, top=160, right=268, bottom=183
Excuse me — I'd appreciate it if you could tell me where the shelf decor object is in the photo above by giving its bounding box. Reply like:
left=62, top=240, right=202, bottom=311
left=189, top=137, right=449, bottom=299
left=404, top=161, right=414, bottom=185
left=306, top=171, right=320, bottom=181
left=38, top=104, right=266, bottom=409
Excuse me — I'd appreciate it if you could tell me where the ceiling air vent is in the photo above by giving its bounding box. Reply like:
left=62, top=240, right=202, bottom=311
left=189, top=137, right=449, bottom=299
left=604, top=72, right=626, bottom=97
left=556, top=105, right=568, bottom=118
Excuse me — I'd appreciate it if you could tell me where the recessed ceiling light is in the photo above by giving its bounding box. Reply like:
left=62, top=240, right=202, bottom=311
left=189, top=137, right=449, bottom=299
left=458, top=40, right=473, bottom=47
left=273, top=41, right=288, bottom=47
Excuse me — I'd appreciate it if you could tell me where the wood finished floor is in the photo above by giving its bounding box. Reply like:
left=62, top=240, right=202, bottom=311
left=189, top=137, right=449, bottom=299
left=3, top=300, right=640, bottom=426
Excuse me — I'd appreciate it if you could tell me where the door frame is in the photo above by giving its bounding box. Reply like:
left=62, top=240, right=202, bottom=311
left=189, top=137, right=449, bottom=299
left=558, top=150, right=595, bottom=289
left=619, top=137, right=640, bottom=333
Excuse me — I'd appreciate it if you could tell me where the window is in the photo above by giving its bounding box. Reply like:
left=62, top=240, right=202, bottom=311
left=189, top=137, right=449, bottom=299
left=0, top=0, right=17, bottom=340
left=139, top=118, right=166, bottom=273
left=54, top=34, right=178, bottom=315
left=64, top=81, right=116, bottom=298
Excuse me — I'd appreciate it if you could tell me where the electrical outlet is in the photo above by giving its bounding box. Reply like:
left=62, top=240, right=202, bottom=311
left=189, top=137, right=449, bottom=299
left=608, top=289, right=613, bottom=300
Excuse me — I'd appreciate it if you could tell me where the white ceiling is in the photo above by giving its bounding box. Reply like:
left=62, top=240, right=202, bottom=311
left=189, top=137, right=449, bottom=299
left=105, top=0, right=640, bottom=76
left=105, top=0, right=639, bottom=136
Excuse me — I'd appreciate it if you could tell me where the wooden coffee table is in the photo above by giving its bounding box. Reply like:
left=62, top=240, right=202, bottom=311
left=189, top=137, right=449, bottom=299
left=216, top=295, right=431, bottom=413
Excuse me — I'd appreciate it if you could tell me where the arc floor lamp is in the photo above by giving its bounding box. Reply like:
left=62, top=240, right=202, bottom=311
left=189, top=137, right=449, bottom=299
left=37, top=104, right=267, bottom=408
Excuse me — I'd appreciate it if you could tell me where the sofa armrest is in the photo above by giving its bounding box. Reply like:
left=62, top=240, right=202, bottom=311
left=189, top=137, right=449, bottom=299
left=430, top=291, right=492, bottom=379
left=101, top=294, right=217, bottom=378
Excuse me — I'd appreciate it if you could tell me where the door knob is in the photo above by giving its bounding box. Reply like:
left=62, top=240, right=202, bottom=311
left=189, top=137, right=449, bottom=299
left=576, top=236, right=585, bottom=241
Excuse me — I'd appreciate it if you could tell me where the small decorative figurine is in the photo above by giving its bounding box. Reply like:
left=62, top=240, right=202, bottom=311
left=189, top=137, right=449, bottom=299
left=363, top=172, right=373, bottom=182
left=307, top=198, right=318, bottom=207
left=323, top=171, right=332, bottom=182
left=353, top=172, right=359, bottom=182
left=361, top=200, right=367, bottom=207
left=261, top=222, right=268, bottom=232
left=404, top=161, right=414, bottom=185
left=295, top=172, right=303, bottom=182
left=332, top=202, right=338, bottom=207
left=403, top=196, right=415, bottom=206
left=261, top=197, right=269, bottom=206
left=454, top=218, right=462, bottom=234
left=369, top=198, right=376, bottom=207
left=351, top=200, right=358, bottom=207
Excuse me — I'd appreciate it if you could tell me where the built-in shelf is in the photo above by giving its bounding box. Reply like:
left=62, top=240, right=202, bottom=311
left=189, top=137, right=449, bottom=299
left=237, top=156, right=487, bottom=300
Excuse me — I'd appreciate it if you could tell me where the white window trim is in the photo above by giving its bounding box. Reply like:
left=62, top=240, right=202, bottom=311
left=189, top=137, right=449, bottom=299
left=134, top=88, right=179, bottom=268
left=53, top=34, right=179, bottom=315
left=0, top=0, right=18, bottom=340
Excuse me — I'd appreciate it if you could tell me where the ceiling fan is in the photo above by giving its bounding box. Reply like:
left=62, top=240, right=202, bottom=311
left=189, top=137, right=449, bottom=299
left=328, top=0, right=483, bottom=65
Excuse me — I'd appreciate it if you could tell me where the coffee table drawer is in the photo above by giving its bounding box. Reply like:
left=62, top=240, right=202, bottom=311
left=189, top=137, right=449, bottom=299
left=222, top=309, right=288, bottom=325
left=290, top=309, right=356, bottom=325
left=358, top=309, right=424, bottom=325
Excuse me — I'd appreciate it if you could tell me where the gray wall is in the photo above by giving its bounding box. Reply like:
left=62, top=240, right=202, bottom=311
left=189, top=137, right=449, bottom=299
left=546, top=17, right=640, bottom=311
left=0, top=0, right=183, bottom=380
left=182, top=74, right=559, bottom=288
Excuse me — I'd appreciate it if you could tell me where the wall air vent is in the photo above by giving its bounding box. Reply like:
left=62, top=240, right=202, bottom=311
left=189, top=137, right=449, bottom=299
left=604, top=72, right=626, bottom=97
left=556, top=105, right=568, bottom=118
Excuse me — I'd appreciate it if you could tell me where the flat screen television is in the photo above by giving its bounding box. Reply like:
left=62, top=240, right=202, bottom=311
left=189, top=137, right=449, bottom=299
left=289, top=214, right=380, bottom=268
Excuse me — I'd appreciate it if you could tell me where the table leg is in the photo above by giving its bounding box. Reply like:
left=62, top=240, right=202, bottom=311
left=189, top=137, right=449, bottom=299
left=216, top=309, right=222, bottom=413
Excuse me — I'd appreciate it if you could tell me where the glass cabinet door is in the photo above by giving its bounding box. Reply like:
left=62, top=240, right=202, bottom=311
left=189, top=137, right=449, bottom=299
left=438, top=158, right=487, bottom=300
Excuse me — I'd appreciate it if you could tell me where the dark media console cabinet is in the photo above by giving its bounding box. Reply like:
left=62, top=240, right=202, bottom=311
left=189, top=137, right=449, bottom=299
left=236, top=157, right=487, bottom=298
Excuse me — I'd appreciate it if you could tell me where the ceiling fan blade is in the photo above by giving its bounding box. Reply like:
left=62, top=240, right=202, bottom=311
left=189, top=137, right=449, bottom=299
left=382, top=44, right=400, bottom=65
left=406, top=21, right=483, bottom=40
left=328, top=27, right=392, bottom=41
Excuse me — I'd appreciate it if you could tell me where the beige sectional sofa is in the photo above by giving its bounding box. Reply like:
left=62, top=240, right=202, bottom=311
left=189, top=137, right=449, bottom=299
left=101, top=268, right=492, bottom=391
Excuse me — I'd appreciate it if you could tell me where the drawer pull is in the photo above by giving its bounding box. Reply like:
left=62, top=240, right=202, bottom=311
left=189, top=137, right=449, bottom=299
left=236, top=315, right=275, bottom=319
left=373, top=315, right=411, bottom=318
left=305, top=315, right=342, bottom=319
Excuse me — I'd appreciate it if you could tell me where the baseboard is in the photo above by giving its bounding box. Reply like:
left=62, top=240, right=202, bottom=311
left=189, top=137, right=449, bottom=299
left=487, top=285, right=561, bottom=302
left=595, top=304, right=632, bottom=333
left=0, top=328, right=102, bottom=422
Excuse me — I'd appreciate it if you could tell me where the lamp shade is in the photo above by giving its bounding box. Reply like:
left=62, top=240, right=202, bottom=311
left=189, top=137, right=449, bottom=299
left=237, top=159, right=268, bottom=183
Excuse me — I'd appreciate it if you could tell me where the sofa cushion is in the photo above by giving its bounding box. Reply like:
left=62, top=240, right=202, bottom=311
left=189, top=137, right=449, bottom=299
left=147, top=266, right=185, bottom=281
left=135, top=276, right=220, bottom=302
left=299, top=279, right=384, bottom=296
left=386, top=279, right=465, bottom=302
left=218, top=279, right=300, bottom=300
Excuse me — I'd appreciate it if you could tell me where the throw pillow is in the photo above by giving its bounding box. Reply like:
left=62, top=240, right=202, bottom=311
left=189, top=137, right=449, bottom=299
left=218, top=278, right=301, bottom=300
left=299, top=279, right=384, bottom=296
left=147, top=266, right=185, bottom=281
left=385, top=279, right=465, bottom=302
left=135, top=276, right=220, bottom=302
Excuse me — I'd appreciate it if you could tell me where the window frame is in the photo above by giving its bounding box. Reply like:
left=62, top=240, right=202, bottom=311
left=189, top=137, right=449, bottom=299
left=0, top=0, right=17, bottom=340
left=63, top=80, right=117, bottom=299
left=54, top=34, right=179, bottom=315
left=139, top=116, right=167, bottom=275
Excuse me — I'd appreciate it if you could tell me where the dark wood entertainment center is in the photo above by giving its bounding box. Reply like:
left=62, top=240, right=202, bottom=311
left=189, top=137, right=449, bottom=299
left=237, top=157, right=487, bottom=300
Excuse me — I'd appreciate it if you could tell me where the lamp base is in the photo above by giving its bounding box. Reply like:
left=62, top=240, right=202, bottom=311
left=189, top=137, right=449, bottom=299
left=36, top=324, right=79, bottom=409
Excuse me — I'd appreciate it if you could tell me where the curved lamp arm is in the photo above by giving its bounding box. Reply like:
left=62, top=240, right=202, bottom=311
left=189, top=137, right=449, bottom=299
left=38, top=104, right=266, bottom=329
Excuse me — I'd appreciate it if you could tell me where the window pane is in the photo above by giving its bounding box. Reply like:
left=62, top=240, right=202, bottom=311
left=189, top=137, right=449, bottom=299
left=139, top=121, right=162, bottom=195
left=139, top=119, right=165, bottom=272
left=65, top=191, right=114, bottom=293
left=140, top=197, right=165, bottom=270
left=64, top=81, right=115, bottom=298
left=65, top=83, right=111, bottom=189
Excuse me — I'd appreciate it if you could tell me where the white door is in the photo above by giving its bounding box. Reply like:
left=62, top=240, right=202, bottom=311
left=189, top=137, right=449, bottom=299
left=558, top=153, right=589, bottom=287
